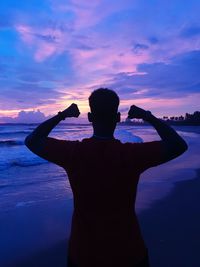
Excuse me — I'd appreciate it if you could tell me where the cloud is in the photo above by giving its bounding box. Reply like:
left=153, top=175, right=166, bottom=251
left=0, top=110, right=47, bottom=123
left=50, top=0, right=135, bottom=30
left=15, top=110, right=46, bottom=123
left=148, top=36, right=159, bottom=44
left=132, top=43, right=149, bottom=54
left=107, top=50, right=200, bottom=98
left=0, top=81, right=65, bottom=110
left=15, top=24, right=67, bottom=61
left=0, top=109, right=88, bottom=123
left=180, top=25, right=200, bottom=38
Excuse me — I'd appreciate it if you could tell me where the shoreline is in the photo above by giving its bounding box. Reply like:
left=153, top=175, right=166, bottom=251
left=173, top=125, right=200, bottom=134
left=13, top=169, right=200, bottom=267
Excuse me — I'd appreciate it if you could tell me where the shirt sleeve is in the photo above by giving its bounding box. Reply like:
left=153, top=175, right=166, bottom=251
left=39, top=137, right=80, bottom=168
left=124, top=141, right=166, bottom=173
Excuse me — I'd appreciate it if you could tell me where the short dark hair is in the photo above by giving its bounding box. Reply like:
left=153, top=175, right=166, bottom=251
left=89, top=88, right=119, bottom=120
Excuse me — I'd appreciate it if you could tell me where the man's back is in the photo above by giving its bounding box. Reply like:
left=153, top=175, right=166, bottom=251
left=41, top=137, right=164, bottom=266
left=69, top=138, right=146, bottom=266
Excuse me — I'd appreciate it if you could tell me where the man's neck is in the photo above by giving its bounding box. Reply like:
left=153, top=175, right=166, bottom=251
left=92, top=123, right=116, bottom=139
left=92, top=134, right=114, bottom=140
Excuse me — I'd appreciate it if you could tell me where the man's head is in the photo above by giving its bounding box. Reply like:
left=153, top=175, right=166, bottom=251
left=88, top=88, right=120, bottom=125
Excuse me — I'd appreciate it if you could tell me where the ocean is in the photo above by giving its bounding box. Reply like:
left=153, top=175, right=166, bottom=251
left=0, top=123, right=199, bottom=266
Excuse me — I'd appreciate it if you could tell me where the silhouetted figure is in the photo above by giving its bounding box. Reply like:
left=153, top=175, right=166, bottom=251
left=25, top=88, right=188, bottom=267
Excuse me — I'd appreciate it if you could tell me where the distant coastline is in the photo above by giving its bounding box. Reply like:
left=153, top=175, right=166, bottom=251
left=0, top=122, right=91, bottom=126
left=122, top=110, right=200, bottom=126
left=120, top=120, right=200, bottom=126
left=0, top=110, right=200, bottom=126
left=0, top=121, right=200, bottom=126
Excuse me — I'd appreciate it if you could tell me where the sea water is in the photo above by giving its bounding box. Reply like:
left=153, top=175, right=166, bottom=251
left=0, top=123, right=199, bottom=266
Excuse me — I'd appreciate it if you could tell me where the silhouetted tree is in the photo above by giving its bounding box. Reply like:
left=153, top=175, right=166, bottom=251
left=179, top=116, right=184, bottom=120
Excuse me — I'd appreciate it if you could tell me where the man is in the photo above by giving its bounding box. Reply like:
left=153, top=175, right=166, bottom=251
left=25, top=88, right=187, bottom=267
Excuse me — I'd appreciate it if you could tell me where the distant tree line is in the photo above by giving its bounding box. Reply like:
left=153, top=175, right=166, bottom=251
left=162, top=111, right=200, bottom=125
left=122, top=111, right=200, bottom=126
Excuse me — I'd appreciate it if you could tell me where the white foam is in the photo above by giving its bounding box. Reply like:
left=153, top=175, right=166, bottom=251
left=15, top=201, right=36, bottom=207
left=115, top=128, right=143, bottom=143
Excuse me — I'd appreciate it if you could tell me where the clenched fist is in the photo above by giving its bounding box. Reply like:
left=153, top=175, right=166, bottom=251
left=128, top=105, right=152, bottom=121
left=62, top=103, right=80, bottom=118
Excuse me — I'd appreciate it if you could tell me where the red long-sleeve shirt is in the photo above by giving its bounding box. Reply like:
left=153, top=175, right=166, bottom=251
left=41, top=137, right=164, bottom=267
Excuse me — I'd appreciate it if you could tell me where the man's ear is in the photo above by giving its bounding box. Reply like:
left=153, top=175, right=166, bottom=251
left=88, top=112, right=93, bottom=122
left=117, top=112, right=121, bottom=123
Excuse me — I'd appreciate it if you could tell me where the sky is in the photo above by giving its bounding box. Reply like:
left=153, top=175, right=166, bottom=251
left=0, top=0, right=200, bottom=123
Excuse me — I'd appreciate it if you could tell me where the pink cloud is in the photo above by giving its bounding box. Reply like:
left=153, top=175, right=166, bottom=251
left=15, top=23, right=68, bottom=61
left=15, top=25, right=35, bottom=44
left=15, top=1, right=148, bottom=67
left=50, top=0, right=136, bottom=30
left=34, top=43, right=57, bottom=62
left=69, top=43, right=150, bottom=87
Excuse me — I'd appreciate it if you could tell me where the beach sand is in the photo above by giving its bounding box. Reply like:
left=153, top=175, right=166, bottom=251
left=13, top=169, right=200, bottom=267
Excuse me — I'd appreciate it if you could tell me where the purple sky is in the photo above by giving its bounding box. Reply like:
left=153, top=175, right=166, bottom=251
left=0, top=0, right=200, bottom=123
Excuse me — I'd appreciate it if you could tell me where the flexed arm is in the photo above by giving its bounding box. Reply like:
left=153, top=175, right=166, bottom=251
left=25, top=104, right=80, bottom=155
left=128, top=105, right=188, bottom=161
